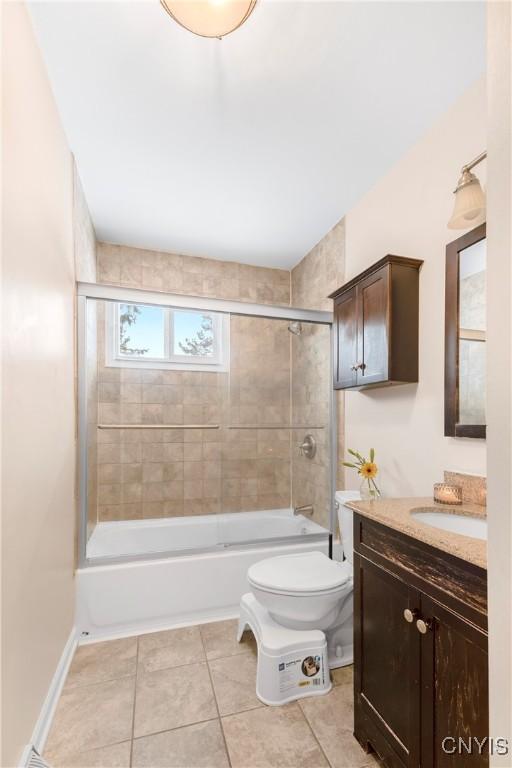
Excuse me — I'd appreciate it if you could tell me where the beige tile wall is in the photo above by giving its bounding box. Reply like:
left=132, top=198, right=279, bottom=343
left=97, top=243, right=290, bottom=305
left=95, top=244, right=293, bottom=522
left=225, top=316, right=291, bottom=513
left=291, top=219, right=345, bottom=529
left=291, top=220, right=345, bottom=311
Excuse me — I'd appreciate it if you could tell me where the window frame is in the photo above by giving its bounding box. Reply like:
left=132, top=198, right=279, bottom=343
left=105, top=301, right=230, bottom=372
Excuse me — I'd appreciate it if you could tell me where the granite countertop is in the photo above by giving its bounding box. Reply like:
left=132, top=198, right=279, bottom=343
left=346, top=497, right=487, bottom=570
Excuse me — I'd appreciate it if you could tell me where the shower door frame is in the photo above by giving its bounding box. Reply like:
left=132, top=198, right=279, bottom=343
left=77, top=282, right=337, bottom=568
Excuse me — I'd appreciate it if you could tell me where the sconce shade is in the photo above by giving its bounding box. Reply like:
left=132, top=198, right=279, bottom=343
left=161, top=0, right=257, bottom=39
left=448, top=168, right=486, bottom=230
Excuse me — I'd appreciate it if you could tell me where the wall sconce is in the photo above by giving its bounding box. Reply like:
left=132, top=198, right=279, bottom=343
left=448, top=151, right=487, bottom=229
left=161, top=0, right=257, bottom=39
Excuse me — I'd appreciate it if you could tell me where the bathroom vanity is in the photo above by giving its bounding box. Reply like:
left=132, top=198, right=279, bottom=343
left=349, top=499, right=488, bottom=768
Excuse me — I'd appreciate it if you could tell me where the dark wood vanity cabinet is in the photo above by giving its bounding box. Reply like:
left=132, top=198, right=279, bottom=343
left=353, top=514, right=488, bottom=768
left=329, top=256, right=423, bottom=390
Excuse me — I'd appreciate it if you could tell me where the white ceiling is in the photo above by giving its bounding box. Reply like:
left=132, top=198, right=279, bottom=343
left=29, top=1, right=485, bottom=269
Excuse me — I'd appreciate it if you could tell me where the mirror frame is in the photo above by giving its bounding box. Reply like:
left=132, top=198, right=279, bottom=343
left=444, top=222, right=486, bottom=439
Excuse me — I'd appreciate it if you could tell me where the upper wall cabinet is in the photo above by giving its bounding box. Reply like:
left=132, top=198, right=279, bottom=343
left=329, top=256, right=423, bottom=390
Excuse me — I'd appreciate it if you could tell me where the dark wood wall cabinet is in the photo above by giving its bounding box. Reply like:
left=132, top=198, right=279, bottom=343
left=329, top=256, right=423, bottom=390
left=353, top=514, right=488, bottom=768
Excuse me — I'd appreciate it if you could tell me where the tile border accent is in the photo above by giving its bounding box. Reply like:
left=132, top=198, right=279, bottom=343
left=444, top=470, right=487, bottom=506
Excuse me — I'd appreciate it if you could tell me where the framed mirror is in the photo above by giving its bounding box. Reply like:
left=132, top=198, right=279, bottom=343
left=445, top=223, right=486, bottom=438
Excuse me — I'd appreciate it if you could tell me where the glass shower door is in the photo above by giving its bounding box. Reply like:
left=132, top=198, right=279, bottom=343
left=216, top=313, right=333, bottom=549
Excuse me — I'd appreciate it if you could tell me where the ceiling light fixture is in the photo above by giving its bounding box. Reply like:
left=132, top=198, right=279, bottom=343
left=160, top=0, right=257, bottom=39
left=448, top=151, right=487, bottom=230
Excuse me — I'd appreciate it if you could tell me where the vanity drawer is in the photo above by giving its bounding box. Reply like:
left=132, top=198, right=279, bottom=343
left=354, top=513, right=487, bottom=630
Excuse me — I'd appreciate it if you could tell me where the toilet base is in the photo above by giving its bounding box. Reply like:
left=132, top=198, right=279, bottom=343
left=328, top=645, right=354, bottom=669
left=238, top=593, right=332, bottom=706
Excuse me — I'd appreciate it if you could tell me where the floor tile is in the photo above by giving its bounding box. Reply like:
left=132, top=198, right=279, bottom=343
left=209, top=652, right=261, bottom=716
left=331, top=664, right=353, bottom=688
left=132, top=720, right=229, bottom=767
left=45, top=677, right=135, bottom=758
left=134, top=662, right=217, bottom=737
left=65, top=638, right=137, bottom=689
left=200, top=619, right=256, bottom=661
left=300, top=685, right=366, bottom=768
left=45, top=741, right=131, bottom=767
left=222, top=703, right=329, bottom=767
left=138, top=625, right=205, bottom=673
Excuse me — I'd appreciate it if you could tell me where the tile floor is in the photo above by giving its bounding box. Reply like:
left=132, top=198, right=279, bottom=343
left=44, top=620, right=380, bottom=768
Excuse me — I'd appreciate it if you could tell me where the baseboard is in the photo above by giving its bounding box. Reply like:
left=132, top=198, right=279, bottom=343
left=18, top=626, right=78, bottom=767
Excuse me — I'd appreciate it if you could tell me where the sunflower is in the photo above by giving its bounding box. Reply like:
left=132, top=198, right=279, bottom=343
left=359, top=462, right=378, bottom=479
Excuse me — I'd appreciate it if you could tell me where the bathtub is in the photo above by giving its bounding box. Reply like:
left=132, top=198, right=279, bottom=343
left=76, top=509, right=330, bottom=641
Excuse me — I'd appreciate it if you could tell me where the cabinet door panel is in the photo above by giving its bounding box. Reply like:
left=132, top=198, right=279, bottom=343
left=357, top=265, right=390, bottom=385
left=334, top=287, right=358, bottom=389
left=420, top=595, right=489, bottom=767
left=354, top=554, right=421, bottom=767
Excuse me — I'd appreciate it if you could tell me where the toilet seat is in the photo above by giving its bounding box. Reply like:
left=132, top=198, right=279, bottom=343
left=248, top=552, right=351, bottom=598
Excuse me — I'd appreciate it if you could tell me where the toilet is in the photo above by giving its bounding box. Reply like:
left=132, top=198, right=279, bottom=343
left=246, top=490, right=360, bottom=669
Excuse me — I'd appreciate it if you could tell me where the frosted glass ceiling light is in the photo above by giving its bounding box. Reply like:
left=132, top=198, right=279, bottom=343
left=161, top=0, right=257, bottom=39
left=448, top=151, right=487, bottom=230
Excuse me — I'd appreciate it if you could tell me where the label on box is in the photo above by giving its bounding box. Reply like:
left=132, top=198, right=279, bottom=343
left=277, top=651, right=327, bottom=695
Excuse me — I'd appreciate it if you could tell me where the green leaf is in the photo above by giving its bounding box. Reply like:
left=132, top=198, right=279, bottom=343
left=348, top=448, right=365, bottom=463
left=370, top=448, right=375, bottom=462
left=342, top=462, right=357, bottom=469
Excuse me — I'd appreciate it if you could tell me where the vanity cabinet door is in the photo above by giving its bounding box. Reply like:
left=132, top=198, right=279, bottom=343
left=355, top=265, right=390, bottom=386
left=354, top=553, right=421, bottom=768
left=419, top=595, right=489, bottom=768
left=333, top=287, right=358, bottom=389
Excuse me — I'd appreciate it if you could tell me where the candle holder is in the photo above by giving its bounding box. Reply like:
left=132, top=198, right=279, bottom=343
left=434, top=483, right=463, bottom=505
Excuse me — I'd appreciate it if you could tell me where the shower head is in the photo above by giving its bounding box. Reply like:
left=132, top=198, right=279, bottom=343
left=288, top=321, right=302, bottom=336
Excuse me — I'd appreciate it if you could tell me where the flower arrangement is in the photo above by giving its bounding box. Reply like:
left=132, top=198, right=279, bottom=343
left=343, top=448, right=381, bottom=499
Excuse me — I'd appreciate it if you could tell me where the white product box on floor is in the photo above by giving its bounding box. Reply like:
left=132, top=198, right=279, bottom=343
left=237, top=592, right=331, bottom=706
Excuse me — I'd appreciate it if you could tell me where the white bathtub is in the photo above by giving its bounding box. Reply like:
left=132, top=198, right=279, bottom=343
left=77, top=510, right=330, bottom=641
left=86, top=508, right=326, bottom=559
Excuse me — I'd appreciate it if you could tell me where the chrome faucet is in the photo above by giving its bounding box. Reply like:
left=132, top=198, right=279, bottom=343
left=294, top=504, right=314, bottom=517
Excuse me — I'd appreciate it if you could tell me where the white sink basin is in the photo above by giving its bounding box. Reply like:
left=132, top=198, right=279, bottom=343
left=410, top=507, right=487, bottom=541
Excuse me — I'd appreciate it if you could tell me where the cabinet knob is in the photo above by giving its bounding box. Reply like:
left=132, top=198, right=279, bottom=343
left=416, top=618, right=434, bottom=634
left=350, top=364, right=358, bottom=371
left=403, top=608, right=419, bottom=623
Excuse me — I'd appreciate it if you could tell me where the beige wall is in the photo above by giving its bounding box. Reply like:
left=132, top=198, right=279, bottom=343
left=486, top=1, right=512, bottom=760
left=95, top=244, right=292, bottom=523
left=291, top=219, right=345, bottom=528
left=2, top=4, right=77, bottom=765
left=343, top=78, right=487, bottom=497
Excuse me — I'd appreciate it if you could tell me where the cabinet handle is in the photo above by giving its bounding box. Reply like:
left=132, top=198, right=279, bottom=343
left=350, top=364, right=359, bottom=371
left=416, top=618, right=434, bottom=634
left=403, top=608, right=419, bottom=623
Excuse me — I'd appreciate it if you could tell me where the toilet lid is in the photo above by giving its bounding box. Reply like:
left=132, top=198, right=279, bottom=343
left=248, top=552, right=349, bottom=595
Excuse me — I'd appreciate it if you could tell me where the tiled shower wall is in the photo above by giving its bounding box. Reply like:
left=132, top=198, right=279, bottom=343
left=291, top=219, right=345, bottom=530
left=95, top=243, right=293, bottom=522
left=92, top=236, right=342, bottom=527
left=97, top=243, right=290, bottom=305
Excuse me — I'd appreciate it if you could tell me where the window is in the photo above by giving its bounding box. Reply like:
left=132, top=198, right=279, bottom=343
left=106, top=302, right=229, bottom=371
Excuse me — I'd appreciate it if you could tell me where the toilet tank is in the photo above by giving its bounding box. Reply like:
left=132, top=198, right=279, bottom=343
left=335, top=490, right=361, bottom=564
